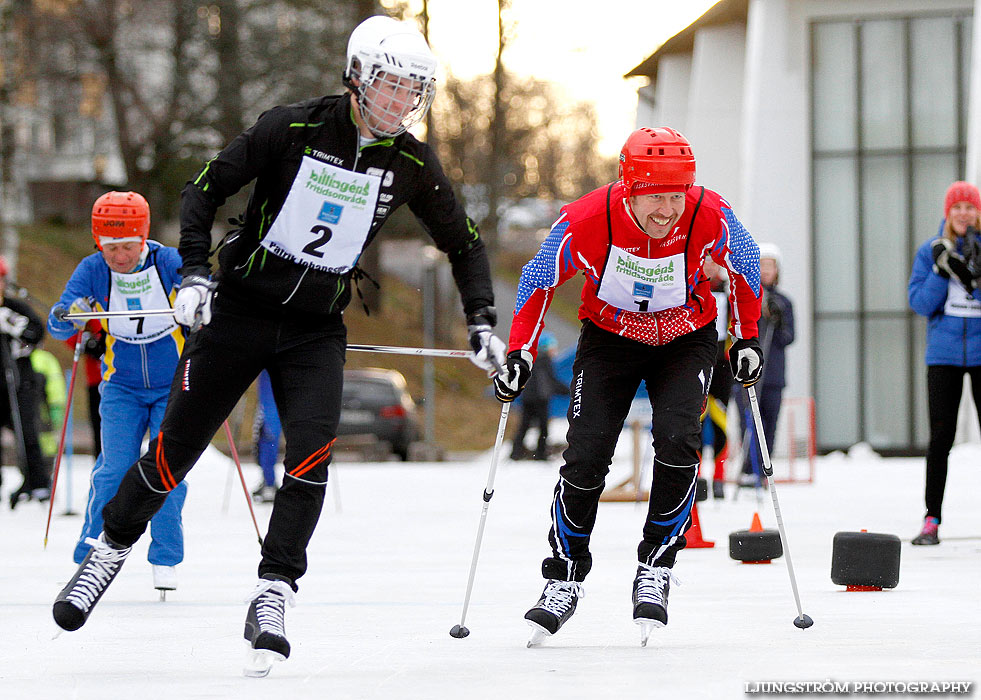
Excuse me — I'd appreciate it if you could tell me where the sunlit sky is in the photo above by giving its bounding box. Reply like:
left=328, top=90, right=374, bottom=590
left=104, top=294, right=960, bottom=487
left=386, top=0, right=720, bottom=156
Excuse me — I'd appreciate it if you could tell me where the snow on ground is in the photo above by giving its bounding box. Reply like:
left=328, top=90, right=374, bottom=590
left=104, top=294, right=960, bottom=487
left=1, top=432, right=979, bottom=700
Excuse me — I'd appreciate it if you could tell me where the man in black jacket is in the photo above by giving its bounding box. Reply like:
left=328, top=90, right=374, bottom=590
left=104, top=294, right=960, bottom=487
left=52, top=16, right=505, bottom=676
left=0, top=257, right=50, bottom=507
left=510, top=332, right=568, bottom=460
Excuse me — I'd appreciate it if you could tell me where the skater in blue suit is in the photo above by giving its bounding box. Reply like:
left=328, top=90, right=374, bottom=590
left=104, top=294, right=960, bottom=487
left=48, top=191, right=188, bottom=595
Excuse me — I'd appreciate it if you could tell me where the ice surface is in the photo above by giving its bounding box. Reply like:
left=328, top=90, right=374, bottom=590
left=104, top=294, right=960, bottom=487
left=2, top=435, right=978, bottom=699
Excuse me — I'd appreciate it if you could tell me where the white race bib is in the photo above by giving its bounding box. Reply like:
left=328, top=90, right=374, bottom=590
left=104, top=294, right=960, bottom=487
left=260, top=155, right=381, bottom=273
left=943, top=278, right=981, bottom=318
left=597, top=245, right=687, bottom=313
left=106, top=269, right=178, bottom=344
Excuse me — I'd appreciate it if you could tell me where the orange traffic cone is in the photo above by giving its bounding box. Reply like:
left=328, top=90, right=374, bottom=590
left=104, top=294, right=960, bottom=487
left=686, top=502, right=715, bottom=548
left=750, top=512, right=764, bottom=532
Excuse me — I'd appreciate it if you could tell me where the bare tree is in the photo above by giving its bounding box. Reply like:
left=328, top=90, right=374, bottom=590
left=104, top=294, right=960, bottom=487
left=433, top=72, right=614, bottom=209
left=482, top=0, right=513, bottom=260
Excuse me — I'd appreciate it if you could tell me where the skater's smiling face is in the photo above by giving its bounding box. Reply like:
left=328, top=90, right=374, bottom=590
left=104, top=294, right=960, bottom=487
left=628, top=192, right=686, bottom=239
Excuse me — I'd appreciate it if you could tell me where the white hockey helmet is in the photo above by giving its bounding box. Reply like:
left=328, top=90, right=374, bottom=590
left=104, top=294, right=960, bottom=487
left=344, top=16, right=438, bottom=138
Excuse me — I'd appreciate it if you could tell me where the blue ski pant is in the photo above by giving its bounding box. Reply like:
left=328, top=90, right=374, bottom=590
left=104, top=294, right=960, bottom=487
left=255, top=369, right=282, bottom=486
left=74, top=381, right=187, bottom=565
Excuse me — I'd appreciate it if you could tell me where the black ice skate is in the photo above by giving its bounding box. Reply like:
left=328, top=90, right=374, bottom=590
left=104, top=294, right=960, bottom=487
left=632, top=564, right=679, bottom=647
left=53, top=533, right=132, bottom=631
left=524, top=579, right=583, bottom=647
left=243, top=575, right=296, bottom=678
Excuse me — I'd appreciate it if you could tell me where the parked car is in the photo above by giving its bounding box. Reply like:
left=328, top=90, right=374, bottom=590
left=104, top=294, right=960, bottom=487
left=338, top=368, right=421, bottom=460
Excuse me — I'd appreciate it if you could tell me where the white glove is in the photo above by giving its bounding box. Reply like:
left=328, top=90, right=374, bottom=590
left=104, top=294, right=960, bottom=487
left=173, top=276, right=217, bottom=331
left=468, top=325, right=507, bottom=377
left=0, top=306, right=29, bottom=338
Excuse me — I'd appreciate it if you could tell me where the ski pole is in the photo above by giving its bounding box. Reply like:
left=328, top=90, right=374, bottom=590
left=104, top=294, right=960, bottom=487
left=450, top=401, right=510, bottom=639
left=223, top=420, right=264, bottom=547
left=63, top=308, right=175, bottom=321
left=746, top=383, right=813, bottom=629
left=44, top=331, right=85, bottom=548
left=347, top=344, right=473, bottom=359
left=66, top=309, right=476, bottom=360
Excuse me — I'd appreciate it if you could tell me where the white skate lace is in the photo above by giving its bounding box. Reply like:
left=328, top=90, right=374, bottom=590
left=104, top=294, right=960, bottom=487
left=538, top=580, right=583, bottom=616
left=635, top=564, right=680, bottom=607
left=247, top=579, right=296, bottom=638
left=65, top=536, right=131, bottom=612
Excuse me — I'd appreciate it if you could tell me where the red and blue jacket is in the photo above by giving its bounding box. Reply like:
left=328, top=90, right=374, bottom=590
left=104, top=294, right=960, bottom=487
left=508, top=182, right=762, bottom=358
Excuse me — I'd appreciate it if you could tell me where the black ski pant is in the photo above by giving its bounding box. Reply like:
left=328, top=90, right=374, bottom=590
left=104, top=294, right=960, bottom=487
left=103, top=292, right=345, bottom=587
left=1, top=355, right=49, bottom=492
left=541, top=321, right=716, bottom=582
left=924, top=364, right=981, bottom=523
left=511, top=399, right=550, bottom=460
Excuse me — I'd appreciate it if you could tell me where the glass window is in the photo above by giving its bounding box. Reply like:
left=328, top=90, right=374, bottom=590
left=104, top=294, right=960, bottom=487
left=862, top=156, right=908, bottom=312
left=911, top=154, right=959, bottom=256
left=912, top=317, right=929, bottom=446
left=961, top=17, right=973, bottom=128
left=815, top=318, right=860, bottom=447
left=814, top=157, right=859, bottom=312
left=813, top=22, right=857, bottom=151
left=811, top=12, right=969, bottom=454
left=911, top=17, right=957, bottom=148
left=861, top=20, right=907, bottom=150
left=864, top=318, right=909, bottom=449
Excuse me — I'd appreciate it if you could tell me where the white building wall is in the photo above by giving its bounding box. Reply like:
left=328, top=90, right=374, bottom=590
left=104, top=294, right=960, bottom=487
left=740, top=0, right=811, bottom=403
left=685, top=24, right=746, bottom=198
left=635, top=0, right=981, bottom=448
left=641, top=54, right=692, bottom=132
left=968, top=1, right=981, bottom=183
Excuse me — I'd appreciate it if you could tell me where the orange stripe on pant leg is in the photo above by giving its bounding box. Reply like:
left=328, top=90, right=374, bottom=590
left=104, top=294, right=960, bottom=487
left=290, top=439, right=335, bottom=479
left=155, top=432, right=178, bottom=491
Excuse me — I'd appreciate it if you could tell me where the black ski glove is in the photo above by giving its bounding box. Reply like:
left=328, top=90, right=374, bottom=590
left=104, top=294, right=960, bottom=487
left=730, top=337, right=764, bottom=386
left=493, top=350, right=533, bottom=403
left=932, top=238, right=975, bottom=289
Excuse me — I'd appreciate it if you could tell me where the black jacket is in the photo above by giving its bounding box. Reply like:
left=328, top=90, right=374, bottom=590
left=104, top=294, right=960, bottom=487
left=759, top=286, right=794, bottom=388
left=522, top=352, right=569, bottom=404
left=180, top=94, right=493, bottom=320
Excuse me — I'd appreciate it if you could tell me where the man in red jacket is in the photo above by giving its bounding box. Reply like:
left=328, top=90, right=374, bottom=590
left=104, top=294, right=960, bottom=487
left=494, top=127, right=763, bottom=646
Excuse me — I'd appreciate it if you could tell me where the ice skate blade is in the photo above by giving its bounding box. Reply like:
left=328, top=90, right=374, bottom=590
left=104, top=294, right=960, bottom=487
left=635, top=618, right=665, bottom=647
left=244, top=647, right=286, bottom=678
left=526, top=621, right=552, bottom=648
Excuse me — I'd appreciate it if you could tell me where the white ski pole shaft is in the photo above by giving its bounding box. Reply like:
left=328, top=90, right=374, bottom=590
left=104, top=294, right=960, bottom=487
left=347, top=344, right=473, bottom=359
left=450, top=401, right=511, bottom=638
left=746, top=384, right=813, bottom=629
left=63, top=308, right=175, bottom=321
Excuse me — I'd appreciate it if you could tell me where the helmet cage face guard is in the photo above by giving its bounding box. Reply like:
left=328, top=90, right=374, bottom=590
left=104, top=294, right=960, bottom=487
left=348, top=57, right=436, bottom=138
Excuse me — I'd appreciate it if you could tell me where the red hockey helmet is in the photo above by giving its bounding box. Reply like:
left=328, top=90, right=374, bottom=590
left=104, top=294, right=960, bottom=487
left=91, top=191, right=150, bottom=250
left=619, top=127, right=696, bottom=193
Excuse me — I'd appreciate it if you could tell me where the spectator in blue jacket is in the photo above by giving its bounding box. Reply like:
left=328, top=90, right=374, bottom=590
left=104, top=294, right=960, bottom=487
left=736, top=243, right=795, bottom=486
left=48, top=191, right=188, bottom=594
left=908, top=180, right=981, bottom=545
